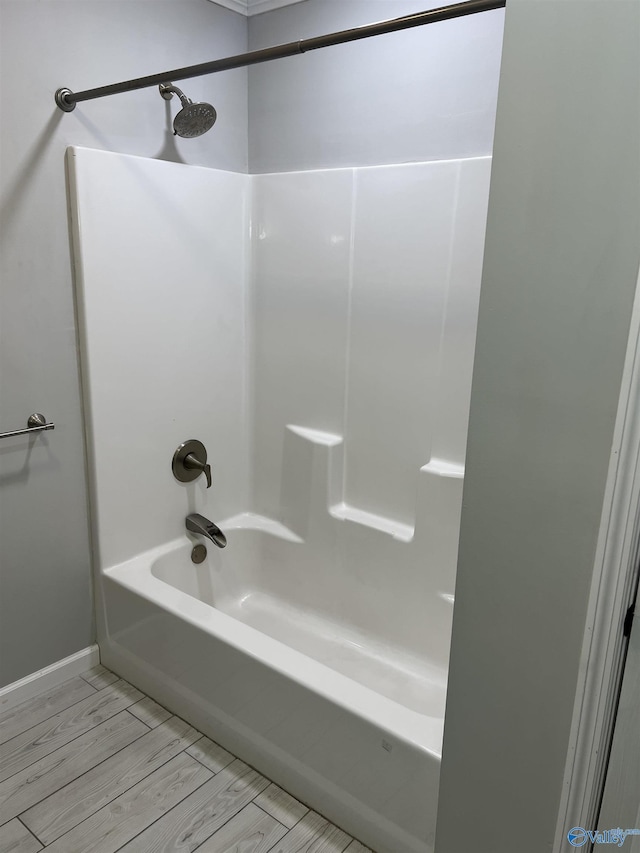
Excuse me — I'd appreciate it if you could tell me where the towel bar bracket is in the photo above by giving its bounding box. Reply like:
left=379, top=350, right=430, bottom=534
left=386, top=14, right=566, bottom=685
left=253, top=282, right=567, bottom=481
left=0, top=413, right=55, bottom=440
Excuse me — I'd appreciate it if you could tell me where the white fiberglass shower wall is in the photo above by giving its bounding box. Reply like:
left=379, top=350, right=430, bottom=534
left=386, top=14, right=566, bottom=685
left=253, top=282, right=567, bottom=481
left=250, top=160, right=491, bottom=702
left=69, top=146, right=490, bottom=853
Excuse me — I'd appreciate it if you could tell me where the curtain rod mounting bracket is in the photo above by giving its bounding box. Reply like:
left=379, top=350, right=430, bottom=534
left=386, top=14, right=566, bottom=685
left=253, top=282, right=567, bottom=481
left=55, top=88, right=76, bottom=112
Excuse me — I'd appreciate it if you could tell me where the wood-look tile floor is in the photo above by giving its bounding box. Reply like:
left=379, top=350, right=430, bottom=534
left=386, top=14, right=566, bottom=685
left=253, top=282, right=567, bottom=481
left=0, top=666, right=374, bottom=853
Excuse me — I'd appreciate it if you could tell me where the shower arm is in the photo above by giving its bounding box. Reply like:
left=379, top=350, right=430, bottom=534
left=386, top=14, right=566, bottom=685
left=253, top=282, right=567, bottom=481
left=158, top=83, right=191, bottom=108
left=55, top=0, right=506, bottom=112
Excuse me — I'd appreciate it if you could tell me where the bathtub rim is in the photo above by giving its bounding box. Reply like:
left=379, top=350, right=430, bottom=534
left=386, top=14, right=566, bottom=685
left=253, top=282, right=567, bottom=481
left=104, top=534, right=444, bottom=758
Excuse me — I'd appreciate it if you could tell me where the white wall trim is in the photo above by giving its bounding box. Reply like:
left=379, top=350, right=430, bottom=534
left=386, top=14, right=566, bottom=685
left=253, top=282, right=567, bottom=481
left=555, top=263, right=640, bottom=851
left=206, top=0, right=250, bottom=15
left=206, top=0, right=306, bottom=17
left=246, top=0, right=307, bottom=14
left=0, top=645, right=101, bottom=714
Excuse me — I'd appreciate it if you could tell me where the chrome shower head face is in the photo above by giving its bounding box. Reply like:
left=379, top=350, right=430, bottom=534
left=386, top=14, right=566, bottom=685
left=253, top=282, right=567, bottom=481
left=173, top=101, right=217, bottom=138
left=159, top=82, right=217, bottom=139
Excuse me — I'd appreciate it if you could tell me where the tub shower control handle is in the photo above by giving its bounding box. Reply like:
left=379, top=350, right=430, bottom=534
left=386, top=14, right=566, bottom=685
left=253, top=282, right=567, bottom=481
left=184, top=452, right=212, bottom=488
left=172, top=439, right=212, bottom=489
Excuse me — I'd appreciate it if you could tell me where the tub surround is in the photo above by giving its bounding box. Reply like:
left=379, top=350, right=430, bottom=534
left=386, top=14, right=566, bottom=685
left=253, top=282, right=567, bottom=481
left=68, top=146, right=491, bottom=852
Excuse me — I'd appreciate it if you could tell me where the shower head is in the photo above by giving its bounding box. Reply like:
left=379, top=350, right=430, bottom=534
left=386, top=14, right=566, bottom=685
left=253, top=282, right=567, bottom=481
left=159, top=82, right=217, bottom=139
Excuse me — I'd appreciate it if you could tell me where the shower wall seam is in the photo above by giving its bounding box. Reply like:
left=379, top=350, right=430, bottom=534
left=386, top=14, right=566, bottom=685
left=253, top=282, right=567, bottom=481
left=431, top=161, right=463, bottom=466
left=244, top=183, right=256, bottom=510
left=340, top=169, right=358, bottom=509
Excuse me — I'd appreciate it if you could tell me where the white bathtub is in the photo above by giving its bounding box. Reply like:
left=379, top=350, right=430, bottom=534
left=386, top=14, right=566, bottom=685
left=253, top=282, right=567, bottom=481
left=100, top=513, right=444, bottom=853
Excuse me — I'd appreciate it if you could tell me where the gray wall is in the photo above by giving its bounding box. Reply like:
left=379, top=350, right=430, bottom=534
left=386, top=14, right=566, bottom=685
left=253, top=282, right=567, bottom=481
left=248, top=0, right=505, bottom=172
left=436, top=2, right=640, bottom=851
left=0, top=0, right=247, bottom=687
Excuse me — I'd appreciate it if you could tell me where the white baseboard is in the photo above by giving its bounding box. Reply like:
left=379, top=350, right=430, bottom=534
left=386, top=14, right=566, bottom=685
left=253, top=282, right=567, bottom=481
left=0, top=645, right=101, bottom=713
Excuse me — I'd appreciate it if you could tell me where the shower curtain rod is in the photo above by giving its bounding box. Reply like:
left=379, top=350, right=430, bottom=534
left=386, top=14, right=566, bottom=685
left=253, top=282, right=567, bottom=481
left=55, top=0, right=505, bottom=112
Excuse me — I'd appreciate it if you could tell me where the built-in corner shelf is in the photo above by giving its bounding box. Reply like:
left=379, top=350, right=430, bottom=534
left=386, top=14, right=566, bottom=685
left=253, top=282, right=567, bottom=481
left=420, top=459, right=464, bottom=479
left=282, top=423, right=466, bottom=544
left=329, top=502, right=415, bottom=542
left=286, top=424, right=342, bottom=447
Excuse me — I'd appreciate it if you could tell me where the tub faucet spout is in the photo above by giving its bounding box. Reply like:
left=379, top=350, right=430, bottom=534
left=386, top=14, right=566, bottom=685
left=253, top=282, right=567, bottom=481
left=186, top=513, right=227, bottom=548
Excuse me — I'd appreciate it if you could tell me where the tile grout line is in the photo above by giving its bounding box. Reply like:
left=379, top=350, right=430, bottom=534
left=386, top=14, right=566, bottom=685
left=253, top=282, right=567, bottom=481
left=182, top=750, right=315, bottom=842
left=0, top=683, right=146, bottom=786
left=0, top=713, right=153, bottom=825
left=189, top=733, right=321, bottom=836
left=268, top=814, right=354, bottom=853
left=16, top=816, right=44, bottom=849
left=78, top=675, right=114, bottom=691
left=0, top=677, right=99, bottom=736
left=107, top=767, right=245, bottom=853
left=20, top=819, right=46, bottom=847
left=126, top=696, right=173, bottom=726
left=123, top=708, right=154, bottom=731
left=0, top=676, right=129, bottom=743
left=17, top=724, right=207, bottom=846
left=182, top=778, right=274, bottom=853
left=183, top=742, right=236, bottom=776
left=133, top=760, right=275, bottom=853
left=250, top=798, right=295, bottom=830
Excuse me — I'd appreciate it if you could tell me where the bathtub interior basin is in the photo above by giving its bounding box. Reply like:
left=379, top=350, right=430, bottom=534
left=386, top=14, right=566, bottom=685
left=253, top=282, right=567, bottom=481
left=156, top=519, right=447, bottom=718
